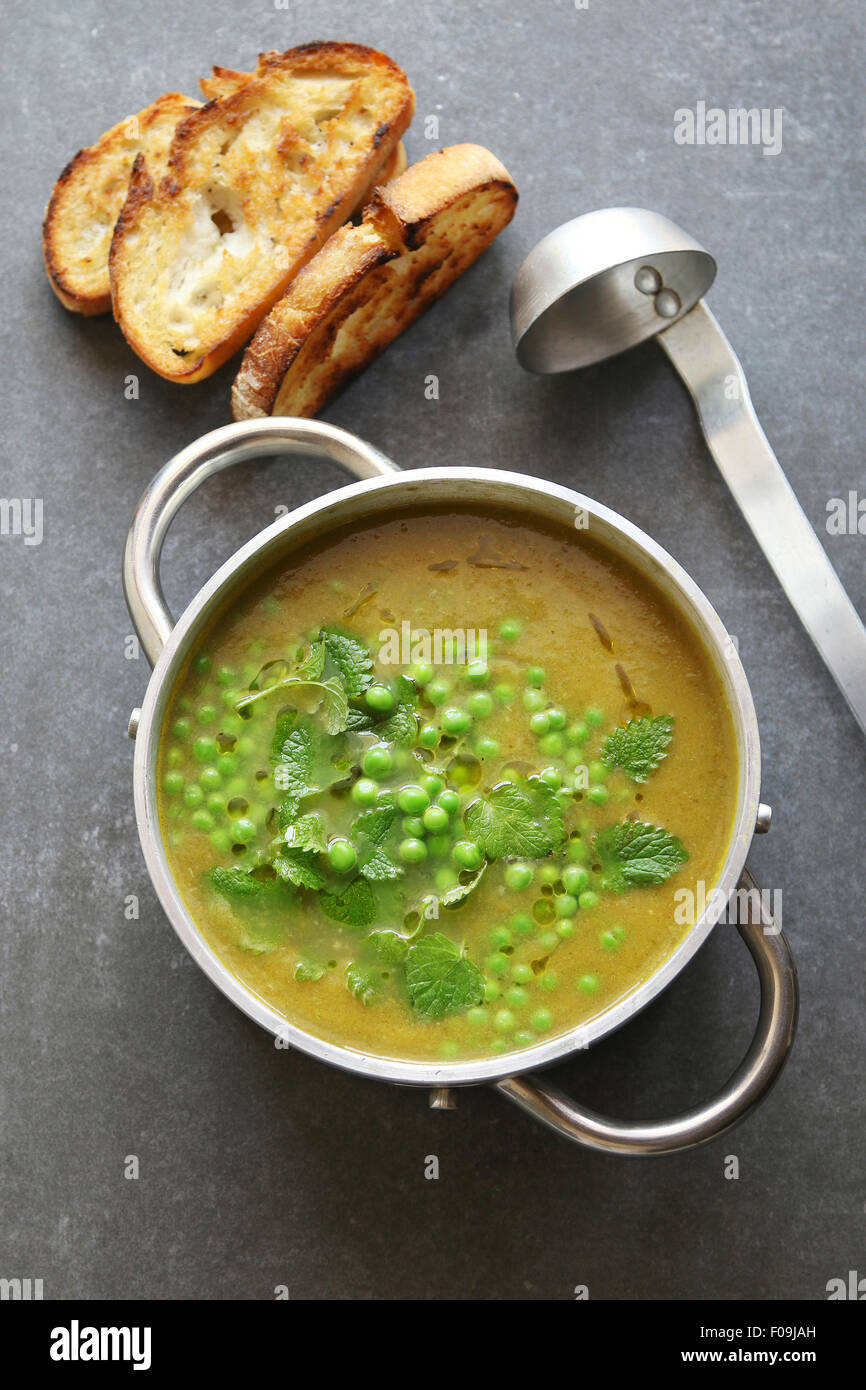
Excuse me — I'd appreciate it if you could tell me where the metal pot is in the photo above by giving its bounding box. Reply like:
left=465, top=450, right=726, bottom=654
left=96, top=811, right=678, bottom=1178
left=124, top=417, right=798, bottom=1156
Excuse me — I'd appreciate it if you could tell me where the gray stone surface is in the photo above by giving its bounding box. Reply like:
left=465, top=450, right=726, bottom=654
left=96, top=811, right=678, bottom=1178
left=1, top=0, right=863, bottom=1300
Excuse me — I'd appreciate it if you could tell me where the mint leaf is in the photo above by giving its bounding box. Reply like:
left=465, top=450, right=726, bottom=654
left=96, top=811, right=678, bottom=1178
left=237, top=676, right=348, bottom=734
left=295, top=958, right=325, bottom=982
left=270, top=709, right=298, bottom=762
left=283, top=811, right=327, bottom=853
left=319, top=877, right=377, bottom=928
left=359, top=846, right=404, bottom=882
left=364, top=929, right=411, bottom=965
left=441, top=863, right=487, bottom=909
left=376, top=675, right=418, bottom=747
left=406, top=933, right=485, bottom=1019
left=346, top=707, right=376, bottom=733
left=594, top=819, right=688, bottom=892
left=273, top=848, right=326, bottom=890
left=346, top=961, right=383, bottom=1005
left=210, top=866, right=267, bottom=900
left=321, top=626, right=374, bottom=697
left=297, top=640, right=326, bottom=680
left=601, top=715, right=674, bottom=783
left=353, top=803, right=403, bottom=882
left=463, top=778, right=564, bottom=860
left=353, top=805, right=396, bottom=846
left=274, top=725, right=315, bottom=822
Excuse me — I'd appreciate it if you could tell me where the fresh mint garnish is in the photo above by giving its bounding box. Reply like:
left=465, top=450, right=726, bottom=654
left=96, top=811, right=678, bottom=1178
left=463, top=777, right=564, bottom=860
left=295, top=958, right=325, bottom=982
left=345, top=961, right=383, bottom=1005
left=440, top=863, right=487, bottom=909
left=297, top=640, right=326, bottom=681
left=320, top=626, right=374, bottom=697
left=319, top=877, right=377, bottom=928
left=236, top=676, right=348, bottom=734
left=594, top=819, right=688, bottom=892
left=364, top=930, right=411, bottom=965
left=273, top=847, right=327, bottom=891
left=376, top=674, right=418, bottom=747
left=352, top=804, right=404, bottom=882
left=210, top=866, right=266, bottom=899
left=601, top=715, right=674, bottom=782
left=274, top=725, right=315, bottom=823
left=406, top=933, right=485, bottom=1019
left=282, top=811, right=327, bottom=853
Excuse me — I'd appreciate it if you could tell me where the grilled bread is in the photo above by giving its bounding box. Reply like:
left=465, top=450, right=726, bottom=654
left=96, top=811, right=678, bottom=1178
left=109, top=41, right=414, bottom=383
left=231, top=143, right=517, bottom=420
left=42, top=92, right=200, bottom=315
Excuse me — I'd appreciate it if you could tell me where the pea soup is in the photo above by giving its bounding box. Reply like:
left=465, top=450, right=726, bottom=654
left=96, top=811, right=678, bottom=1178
left=158, top=507, right=738, bottom=1062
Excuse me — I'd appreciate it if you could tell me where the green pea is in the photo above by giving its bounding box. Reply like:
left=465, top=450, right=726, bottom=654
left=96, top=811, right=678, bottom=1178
left=217, top=752, right=237, bottom=777
left=439, top=1039, right=459, bottom=1059
left=435, top=867, right=458, bottom=891
left=426, top=678, right=450, bottom=706
left=163, top=770, right=184, bottom=796
left=538, top=732, right=565, bottom=758
left=566, top=721, right=589, bottom=746
left=328, top=838, right=357, bottom=873
left=493, top=682, right=514, bottom=704
left=587, top=785, right=609, bottom=805
left=505, top=862, right=533, bottom=891
left=467, top=1007, right=487, bottom=1027
left=588, top=760, right=608, bottom=782
left=556, top=894, right=578, bottom=918
left=540, top=766, right=562, bottom=790
left=422, top=804, right=449, bottom=833
left=453, top=840, right=483, bottom=871
left=166, top=747, right=183, bottom=768
left=566, top=837, right=589, bottom=863
left=206, top=792, right=226, bottom=816
left=441, top=707, right=470, bottom=734
left=494, top=1008, right=516, bottom=1033
left=233, top=818, right=256, bottom=843
left=499, top=619, right=522, bottom=641
left=183, top=784, right=204, bottom=808
left=402, top=816, right=425, bottom=838
left=172, top=718, right=191, bottom=741
left=522, top=688, right=546, bottom=712
left=578, top=973, right=599, bottom=993
left=194, top=736, right=218, bottom=764
left=410, top=661, right=434, bottom=685
left=513, top=1029, right=535, bottom=1047
left=397, top=783, right=429, bottom=814
left=486, top=953, right=510, bottom=979
left=437, top=789, right=460, bottom=815
left=540, top=971, right=559, bottom=992
left=419, top=724, right=439, bottom=748
left=427, top=833, right=451, bottom=858
left=199, top=766, right=221, bottom=792
left=210, top=828, right=232, bottom=854
left=506, top=986, right=528, bottom=1009
left=220, top=688, right=240, bottom=710
left=489, top=926, right=513, bottom=950
left=197, top=704, right=218, bottom=725
left=490, top=1037, right=509, bottom=1054
left=192, top=809, right=214, bottom=832
left=365, top=684, right=394, bottom=711
left=525, top=665, right=545, bottom=688
left=484, top=979, right=502, bottom=1002
left=363, top=745, right=393, bottom=777
left=530, top=710, right=550, bottom=736
left=612, top=924, right=626, bottom=941
left=512, top=963, right=533, bottom=985
left=215, top=666, right=235, bottom=686
left=510, top=912, right=535, bottom=937
left=563, top=865, right=590, bottom=895
left=474, top=736, right=499, bottom=759
left=578, top=890, right=599, bottom=910
left=556, top=918, right=575, bottom=939
left=537, top=930, right=559, bottom=951
left=422, top=773, right=444, bottom=797
left=399, top=837, right=427, bottom=864
left=465, top=659, right=489, bottom=685
left=467, top=691, right=493, bottom=719
left=235, top=735, right=254, bottom=759
left=193, top=654, right=211, bottom=675
left=531, top=1007, right=553, bottom=1032
left=351, top=778, right=379, bottom=806
left=600, top=930, right=622, bottom=950
left=585, top=707, right=604, bottom=726
left=547, top=707, right=566, bottom=730
left=538, top=864, right=560, bottom=886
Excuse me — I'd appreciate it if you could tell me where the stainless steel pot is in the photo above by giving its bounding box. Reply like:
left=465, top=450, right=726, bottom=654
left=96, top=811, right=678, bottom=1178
left=124, top=417, right=798, bottom=1156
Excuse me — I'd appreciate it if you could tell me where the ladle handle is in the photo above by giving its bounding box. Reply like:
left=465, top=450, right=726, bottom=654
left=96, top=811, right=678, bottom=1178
left=659, top=300, right=866, bottom=738
left=497, top=869, right=798, bottom=1155
left=123, top=418, right=400, bottom=666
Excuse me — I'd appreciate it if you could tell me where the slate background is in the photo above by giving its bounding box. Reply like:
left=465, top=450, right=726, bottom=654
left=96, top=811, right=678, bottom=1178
left=1, top=0, right=863, bottom=1300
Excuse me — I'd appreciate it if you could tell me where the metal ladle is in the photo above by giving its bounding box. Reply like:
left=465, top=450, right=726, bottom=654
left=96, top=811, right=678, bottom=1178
left=511, top=207, right=866, bottom=737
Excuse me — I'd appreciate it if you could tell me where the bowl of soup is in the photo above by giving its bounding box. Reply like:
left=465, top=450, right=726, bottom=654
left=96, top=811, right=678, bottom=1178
left=125, top=418, right=797, bottom=1154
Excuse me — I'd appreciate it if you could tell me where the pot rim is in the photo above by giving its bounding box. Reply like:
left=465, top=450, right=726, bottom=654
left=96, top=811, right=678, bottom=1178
left=133, top=466, right=760, bottom=1087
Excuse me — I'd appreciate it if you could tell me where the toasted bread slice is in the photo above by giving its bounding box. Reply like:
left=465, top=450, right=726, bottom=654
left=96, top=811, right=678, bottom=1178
left=110, top=41, right=414, bottom=383
left=42, top=92, right=200, bottom=315
left=231, top=143, right=517, bottom=420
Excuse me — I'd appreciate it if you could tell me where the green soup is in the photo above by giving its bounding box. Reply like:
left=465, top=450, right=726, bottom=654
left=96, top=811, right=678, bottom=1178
left=157, top=506, right=738, bottom=1061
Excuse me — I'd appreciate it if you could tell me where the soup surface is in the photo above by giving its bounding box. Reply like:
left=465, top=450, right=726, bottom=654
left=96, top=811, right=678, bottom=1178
left=157, top=506, right=738, bottom=1062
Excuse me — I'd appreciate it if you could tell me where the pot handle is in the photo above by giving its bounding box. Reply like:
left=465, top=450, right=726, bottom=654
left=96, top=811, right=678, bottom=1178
left=123, top=418, right=400, bottom=666
left=496, top=869, right=798, bottom=1155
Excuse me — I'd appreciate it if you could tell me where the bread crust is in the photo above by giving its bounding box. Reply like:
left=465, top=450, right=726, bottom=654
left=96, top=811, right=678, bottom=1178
left=109, top=41, right=414, bottom=383
left=231, top=143, right=518, bottom=419
left=42, top=92, right=200, bottom=315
